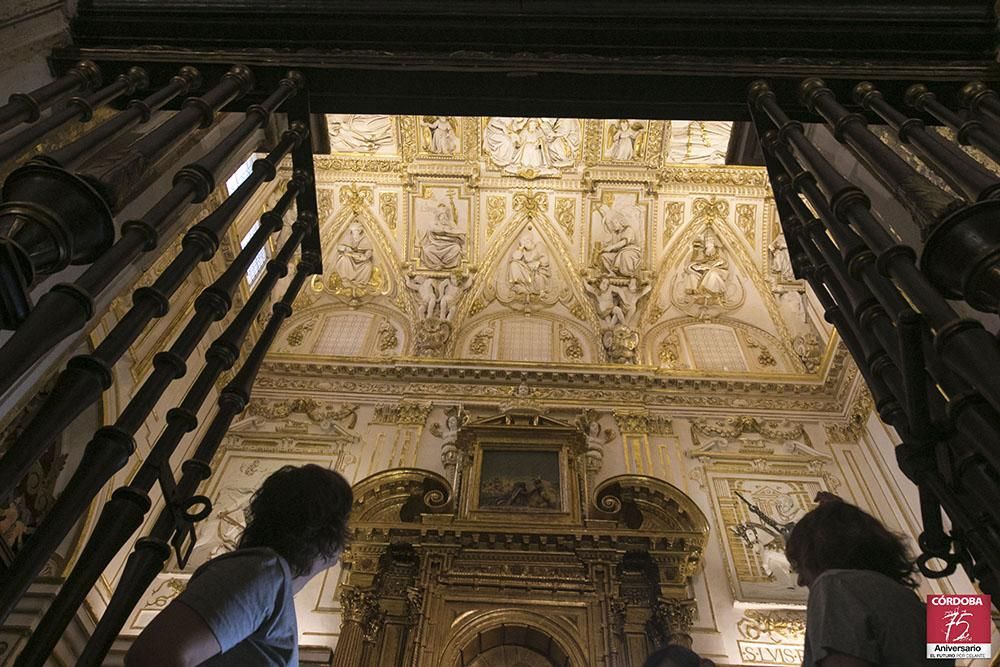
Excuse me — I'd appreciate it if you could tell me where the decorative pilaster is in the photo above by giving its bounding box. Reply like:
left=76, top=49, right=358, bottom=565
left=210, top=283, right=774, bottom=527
left=333, top=588, right=383, bottom=667
left=371, top=400, right=432, bottom=468
left=613, top=409, right=671, bottom=475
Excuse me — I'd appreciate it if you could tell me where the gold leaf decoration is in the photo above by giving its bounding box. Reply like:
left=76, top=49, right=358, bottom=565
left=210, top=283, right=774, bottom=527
left=736, top=203, right=757, bottom=248
left=555, top=197, right=575, bottom=236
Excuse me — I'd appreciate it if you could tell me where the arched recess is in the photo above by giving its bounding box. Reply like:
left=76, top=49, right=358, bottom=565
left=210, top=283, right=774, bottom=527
left=439, top=608, right=588, bottom=667
left=645, top=316, right=802, bottom=373
left=272, top=302, right=410, bottom=358
left=455, top=312, right=599, bottom=364
left=646, top=198, right=799, bottom=350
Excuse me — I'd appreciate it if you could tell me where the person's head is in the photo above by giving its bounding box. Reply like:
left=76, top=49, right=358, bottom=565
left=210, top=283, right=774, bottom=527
left=238, top=464, right=353, bottom=578
left=785, top=494, right=915, bottom=588
left=642, top=645, right=703, bottom=667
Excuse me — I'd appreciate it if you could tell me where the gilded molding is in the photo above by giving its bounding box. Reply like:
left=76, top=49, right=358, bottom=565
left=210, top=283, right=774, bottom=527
left=371, top=401, right=433, bottom=425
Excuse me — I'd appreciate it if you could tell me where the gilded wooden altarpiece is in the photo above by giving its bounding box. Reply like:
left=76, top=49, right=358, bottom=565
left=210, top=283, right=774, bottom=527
left=334, top=408, right=709, bottom=667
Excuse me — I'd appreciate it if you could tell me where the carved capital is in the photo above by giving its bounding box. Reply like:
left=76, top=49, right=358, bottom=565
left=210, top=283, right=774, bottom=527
left=340, top=587, right=386, bottom=641
left=648, top=597, right=696, bottom=647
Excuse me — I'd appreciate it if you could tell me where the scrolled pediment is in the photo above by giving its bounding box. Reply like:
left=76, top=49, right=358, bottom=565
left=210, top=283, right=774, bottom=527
left=351, top=468, right=453, bottom=524
left=593, top=474, right=709, bottom=539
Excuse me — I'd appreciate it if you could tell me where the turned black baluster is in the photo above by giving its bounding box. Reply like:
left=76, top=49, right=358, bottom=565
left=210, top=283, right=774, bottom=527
left=38, top=67, right=202, bottom=172
left=0, top=70, right=304, bottom=395
left=765, top=132, right=918, bottom=381
left=0, top=65, right=254, bottom=331
left=775, top=180, right=906, bottom=426
left=845, top=80, right=1000, bottom=311
left=0, top=124, right=306, bottom=508
left=908, top=84, right=1000, bottom=165
left=0, top=163, right=306, bottom=628
left=6, top=196, right=311, bottom=662
left=854, top=82, right=1000, bottom=202
left=959, top=82, right=1000, bottom=128
left=750, top=80, right=1000, bottom=419
left=0, top=61, right=101, bottom=135
left=799, top=78, right=966, bottom=239
left=758, top=106, right=997, bottom=589
left=78, top=234, right=319, bottom=667
left=766, top=105, right=1000, bottom=464
left=0, top=67, right=149, bottom=165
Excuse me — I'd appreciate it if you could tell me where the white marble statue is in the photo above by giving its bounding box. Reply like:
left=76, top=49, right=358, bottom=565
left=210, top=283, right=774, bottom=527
left=419, top=202, right=466, bottom=269
left=584, top=278, right=651, bottom=329
left=423, top=116, right=459, bottom=154
left=407, top=273, right=466, bottom=322
left=407, top=274, right=439, bottom=320
left=508, top=233, right=551, bottom=296
left=484, top=117, right=580, bottom=176
left=436, top=276, right=463, bottom=321
left=770, top=233, right=795, bottom=282
left=334, top=222, right=374, bottom=285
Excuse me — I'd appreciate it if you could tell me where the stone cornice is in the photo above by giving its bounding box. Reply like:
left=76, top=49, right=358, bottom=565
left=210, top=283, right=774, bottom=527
left=254, top=345, right=858, bottom=417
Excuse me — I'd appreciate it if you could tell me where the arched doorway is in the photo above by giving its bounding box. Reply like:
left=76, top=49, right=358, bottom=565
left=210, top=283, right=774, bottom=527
left=459, top=624, right=572, bottom=667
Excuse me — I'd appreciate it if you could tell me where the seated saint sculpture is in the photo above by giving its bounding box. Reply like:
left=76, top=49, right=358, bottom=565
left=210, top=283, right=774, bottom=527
left=420, top=202, right=465, bottom=270
left=508, top=233, right=551, bottom=296
left=596, top=203, right=642, bottom=281
left=334, top=222, right=373, bottom=285
left=683, top=229, right=729, bottom=300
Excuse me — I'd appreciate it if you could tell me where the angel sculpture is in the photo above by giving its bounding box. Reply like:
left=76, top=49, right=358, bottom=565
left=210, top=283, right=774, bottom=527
left=607, top=119, right=646, bottom=161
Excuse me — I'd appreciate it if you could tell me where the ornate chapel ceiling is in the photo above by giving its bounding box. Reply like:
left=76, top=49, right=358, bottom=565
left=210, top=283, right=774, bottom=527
left=266, top=115, right=853, bottom=416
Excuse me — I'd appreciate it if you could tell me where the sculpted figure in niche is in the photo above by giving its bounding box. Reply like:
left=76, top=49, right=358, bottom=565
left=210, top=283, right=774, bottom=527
left=508, top=232, right=551, bottom=297
left=422, top=116, right=459, bottom=154
left=683, top=227, right=729, bottom=300
left=484, top=117, right=580, bottom=177
left=595, top=202, right=643, bottom=283
left=419, top=201, right=466, bottom=270
left=576, top=410, right=614, bottom=477
left=607, top=119, right=646, bottom=161
left=770, top=233, right=795, bottom=283
left=334, top=221, right=374, bottom=285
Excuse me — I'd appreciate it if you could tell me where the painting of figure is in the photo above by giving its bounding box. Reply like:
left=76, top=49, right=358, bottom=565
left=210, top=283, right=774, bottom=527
left=478, top=449, right=561, bottom=511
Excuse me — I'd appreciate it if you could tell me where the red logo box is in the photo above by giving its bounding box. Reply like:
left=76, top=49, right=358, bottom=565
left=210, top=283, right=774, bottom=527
left=927, top=594, right=992, bottom=659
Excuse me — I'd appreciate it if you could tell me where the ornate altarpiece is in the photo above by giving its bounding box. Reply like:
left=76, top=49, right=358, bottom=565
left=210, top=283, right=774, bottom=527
left=332, top=409, right=709, bottom=667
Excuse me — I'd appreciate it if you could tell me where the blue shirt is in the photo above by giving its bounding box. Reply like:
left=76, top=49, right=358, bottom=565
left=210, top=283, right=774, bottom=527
left=176, top=547, right=298, bottom=666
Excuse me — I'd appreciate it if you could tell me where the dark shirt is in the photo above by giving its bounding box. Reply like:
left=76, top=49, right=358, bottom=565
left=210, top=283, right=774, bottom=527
left=803, top=569, right=953, bottom=666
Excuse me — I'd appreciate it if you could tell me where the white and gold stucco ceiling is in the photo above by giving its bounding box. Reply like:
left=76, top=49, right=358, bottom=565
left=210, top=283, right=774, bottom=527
left=274, top=115, right=833, bottom=380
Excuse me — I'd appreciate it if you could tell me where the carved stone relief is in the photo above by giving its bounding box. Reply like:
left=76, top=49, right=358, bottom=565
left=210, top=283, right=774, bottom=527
left=483, top=117, right=582, bottom=178
left=327, top=114, right=398, bottom=155
left=671, top=224, right=744, bottom=320
left=419, top=116, right=461, bottom=156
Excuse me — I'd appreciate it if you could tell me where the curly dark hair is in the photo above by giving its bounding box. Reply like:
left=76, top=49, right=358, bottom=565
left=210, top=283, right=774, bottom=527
left=238, top=464, right=353, bottom=577
left=785, top=496, right=916, bottom=588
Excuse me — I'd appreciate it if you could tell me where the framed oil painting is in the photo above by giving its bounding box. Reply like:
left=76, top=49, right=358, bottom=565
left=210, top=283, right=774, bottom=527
left=476, top=448, right=563, bottom=512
